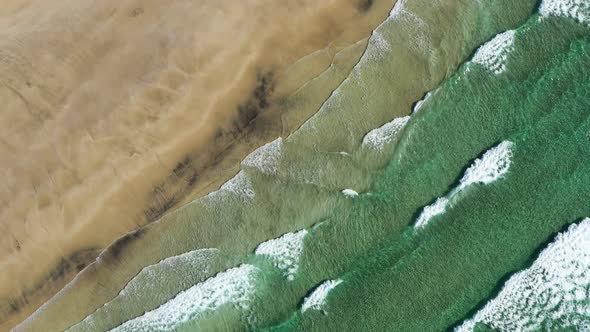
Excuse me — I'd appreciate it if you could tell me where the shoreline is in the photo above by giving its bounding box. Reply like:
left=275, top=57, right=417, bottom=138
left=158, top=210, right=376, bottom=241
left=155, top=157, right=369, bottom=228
left=0, top=0, right=396, bottom=329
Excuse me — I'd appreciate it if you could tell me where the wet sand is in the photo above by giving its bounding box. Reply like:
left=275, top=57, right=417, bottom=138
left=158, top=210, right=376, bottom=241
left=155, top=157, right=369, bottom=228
left=0, top=0, right=395, bottom=329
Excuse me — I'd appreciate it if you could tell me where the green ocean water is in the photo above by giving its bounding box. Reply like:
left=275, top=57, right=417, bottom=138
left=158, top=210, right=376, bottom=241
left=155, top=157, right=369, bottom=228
left=272, top=11, right=590, bottom=332
left=18, top=0, right=590, bottom=331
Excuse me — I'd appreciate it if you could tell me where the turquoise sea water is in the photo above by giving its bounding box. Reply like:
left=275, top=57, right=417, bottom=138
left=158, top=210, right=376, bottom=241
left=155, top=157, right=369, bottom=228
left=17, top=0, right=590, bottom=331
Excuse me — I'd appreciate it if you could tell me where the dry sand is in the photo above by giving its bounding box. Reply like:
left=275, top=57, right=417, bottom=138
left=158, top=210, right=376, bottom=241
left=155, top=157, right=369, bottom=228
left=0, top=0, right=395, bottom=329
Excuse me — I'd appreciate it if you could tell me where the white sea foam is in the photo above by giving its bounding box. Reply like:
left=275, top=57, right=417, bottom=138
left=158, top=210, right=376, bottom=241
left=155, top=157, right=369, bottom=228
left=67, top=249, right=220, bottom=332
left=110, top=264, right=258, bottom=332
left=388, top=0, right=407, bottom=18
left=255, top=230, right=308, bottom=281
left=341, top=189, right=359, bottom=197
left=457, top=218, right=590, bottom=331
left=412, top=92, right=432, bottom=113
left=301, top=279, right=343, bottom=313
left=359, top=23, right=394, bottom=64
left=472, top=30, right=516, bottom=75
left=241, top=138, right=283, bottom=175
left=459, top=141, right=514, bottom=188
left=388, top=1, right=431, bottom=55
left=414, top=141, right=514, bottom=229
left=539, top=0, right=590, bottom=26
left=371, top=30, right=391, bottom=53
left=415, top=197, right=449, bottom=229
left=220, top=170, right=255, bottom=199
left=362, top=116, right=410, bottom=150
